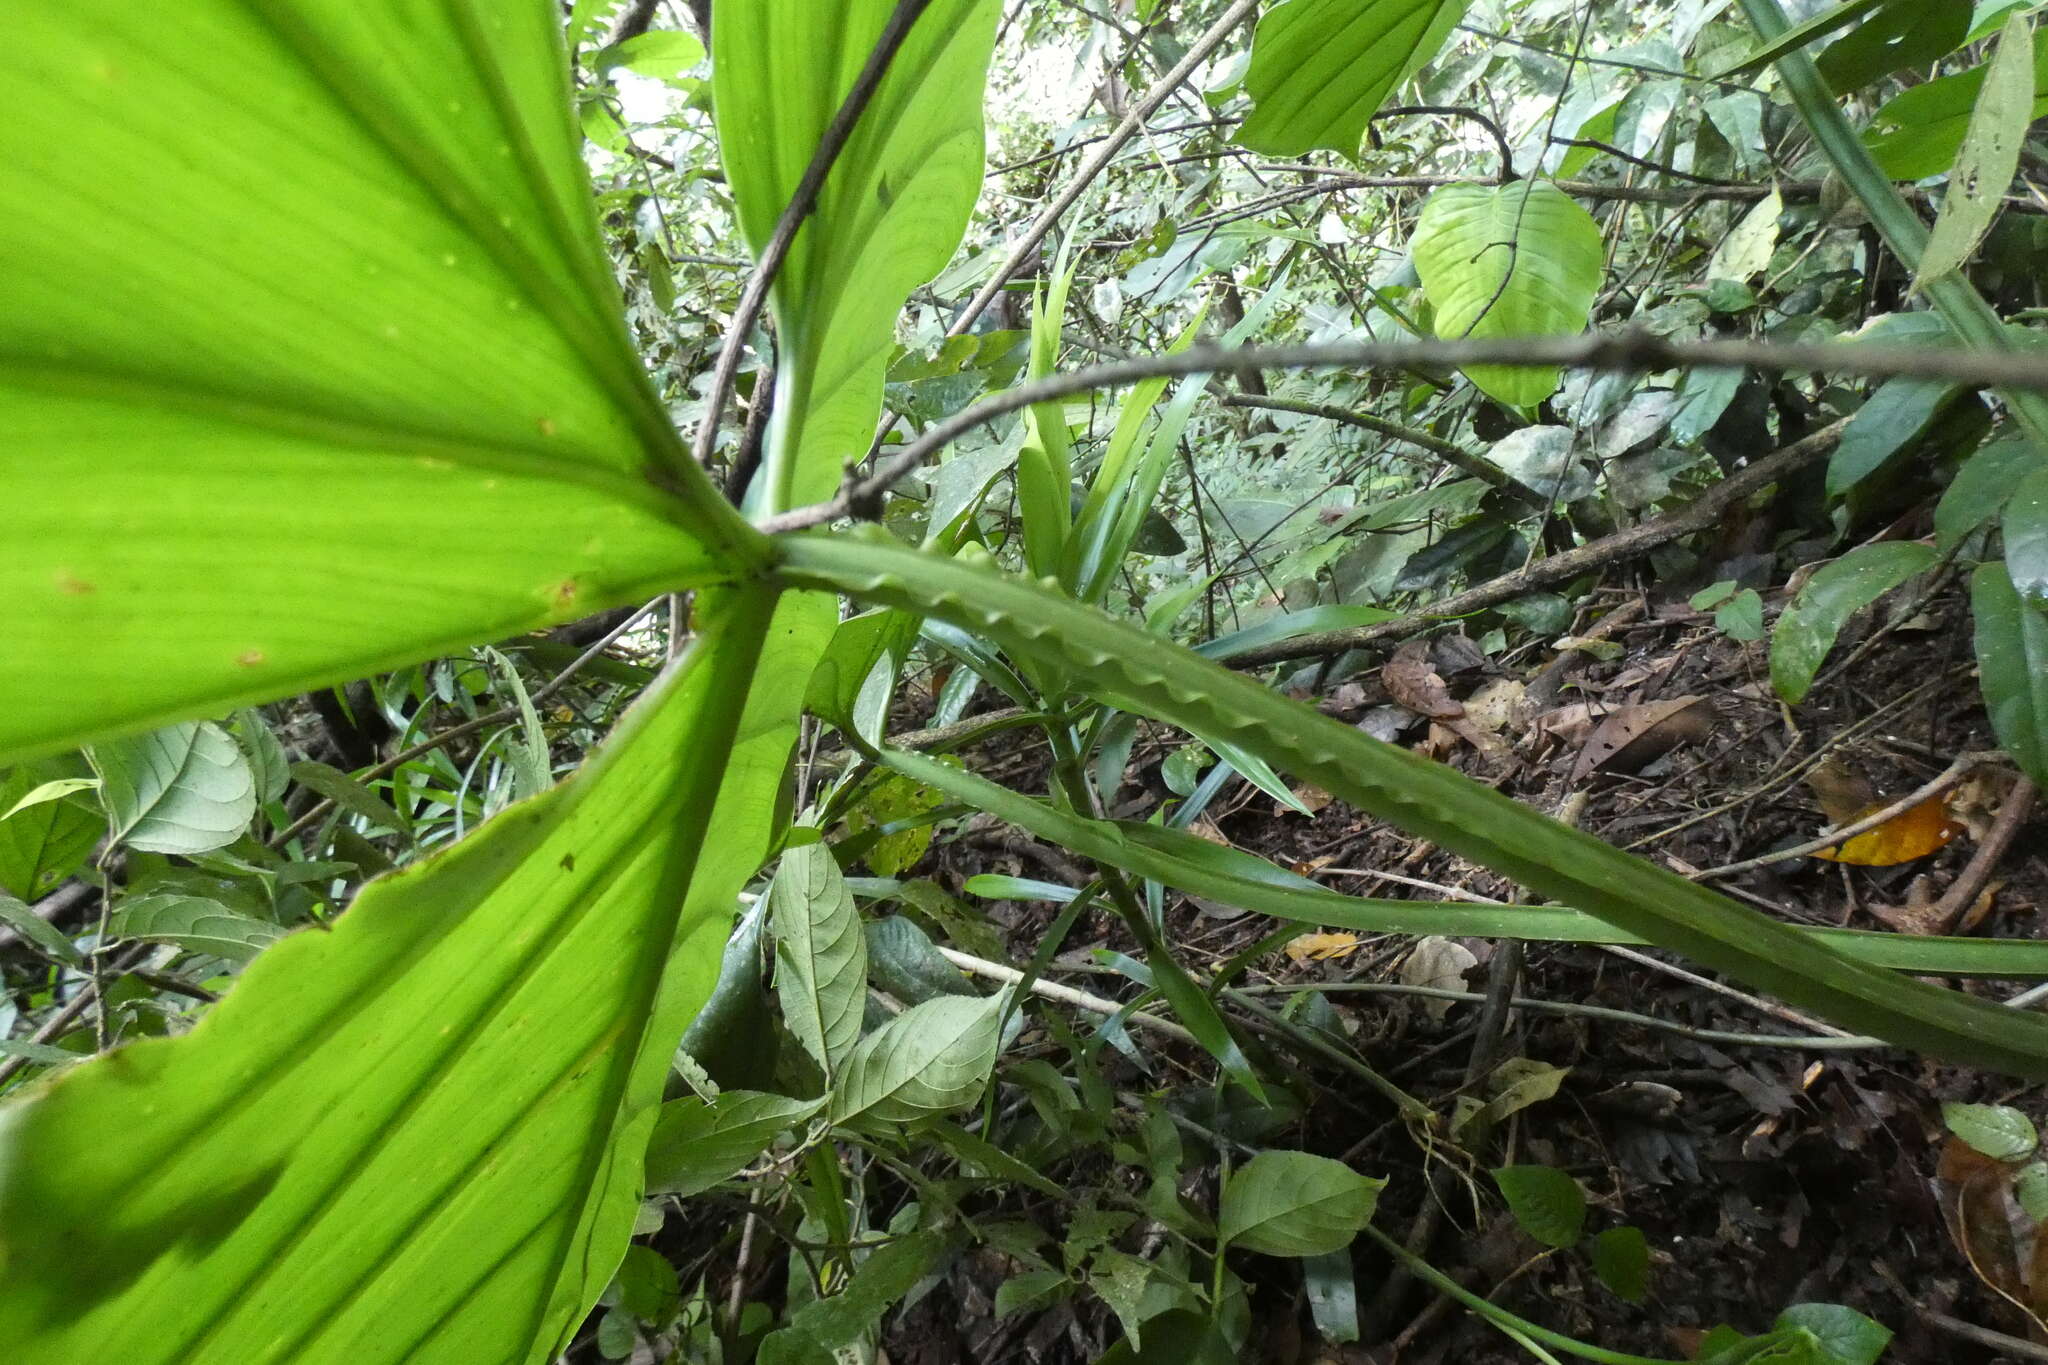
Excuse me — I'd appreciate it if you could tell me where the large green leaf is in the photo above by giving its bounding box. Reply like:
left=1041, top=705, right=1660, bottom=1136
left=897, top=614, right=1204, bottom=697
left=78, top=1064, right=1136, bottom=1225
left=0, top=590, right=779, bottom=1364
left=0, top=2, right=760, bottom=764
left=829, top=990, right=1009, bottom=1126
left=1863, top=25, right=2048, bottom=180
left=713, top=0, right=1002, bottom=511
left=1974, top=561, right=2048, bottom=790
left=775, top=532, right=2048, bottom=1077
left=1411, top=181, right=1605, bottom=408
left=1235, top=0, right=1473, bottom=157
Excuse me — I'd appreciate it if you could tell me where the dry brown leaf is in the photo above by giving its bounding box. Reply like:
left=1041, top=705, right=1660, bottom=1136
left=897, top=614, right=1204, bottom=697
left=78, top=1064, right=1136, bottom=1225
left=1284, top=931, right=1362, bottom=963
left=1400, top=936, right=1477, bottom=1019
left=1285, top=782, right=1334, bottom=815
left=1934, top=1136, right=2048, bottom=1335
left=1383, top=638, right=1464, bottom=719
left=1568, top=696, right=1712, bottom=784
left=1461, top=678, right=1529, bottom=736
left=1186, top=816, right=1232, bottom=846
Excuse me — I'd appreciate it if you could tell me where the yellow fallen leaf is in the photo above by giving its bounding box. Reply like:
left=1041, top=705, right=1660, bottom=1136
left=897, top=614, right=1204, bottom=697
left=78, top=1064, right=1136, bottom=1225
left=1284, top=932, right=1362, bottom=963
left=1811, top=797, right=1961, bottom=866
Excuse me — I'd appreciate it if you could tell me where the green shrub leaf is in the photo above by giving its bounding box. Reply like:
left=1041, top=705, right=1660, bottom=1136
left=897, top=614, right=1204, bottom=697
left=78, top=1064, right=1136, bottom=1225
left=1411, top=181, right=1605, bottom=408
left=1972, top=560, right=2048, bottom=789
left=772, top=839, right=870, bottom=1081
left=1589, top=1225, right=1649, bottom=1302
left=1770, top=542, right=1937, bottom=704
left=1942, top=1100, right=2039, bottom=1160
left=1236, top=0, right=1472, bottom=157
left=1493, top=1164, right=1587, bottom=1248
left=88, top=723, right=256, bottom=856
left=1916, top=14, right=2036, bottom=291
left=1218, top=1150, right=1385, bottom=1257
left=829, top=991, right=1008, bottom=1126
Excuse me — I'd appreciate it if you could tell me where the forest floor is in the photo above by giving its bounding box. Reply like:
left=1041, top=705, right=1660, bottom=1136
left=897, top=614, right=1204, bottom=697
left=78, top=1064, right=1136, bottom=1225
left=884, top=573, right=2048, bottom=1364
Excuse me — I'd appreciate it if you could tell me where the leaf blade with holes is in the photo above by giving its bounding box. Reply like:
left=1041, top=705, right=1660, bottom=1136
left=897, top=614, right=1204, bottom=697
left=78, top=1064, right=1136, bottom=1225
left=1218, top=1151, right=1385, bottom=1256
left=1916, top=14, right=2035, bottom=291
left=0, top=592, right=777, bottom=1365
left=0, top=2, right=758, bottom=765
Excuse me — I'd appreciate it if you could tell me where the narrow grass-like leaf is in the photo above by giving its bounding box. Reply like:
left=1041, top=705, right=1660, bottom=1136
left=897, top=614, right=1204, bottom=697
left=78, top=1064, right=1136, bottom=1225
left=777, top=533, right=2048, bottom=1076
left=0, top=590, right=777, bottom=1365
left=881, top=742, right=2048, bottom=977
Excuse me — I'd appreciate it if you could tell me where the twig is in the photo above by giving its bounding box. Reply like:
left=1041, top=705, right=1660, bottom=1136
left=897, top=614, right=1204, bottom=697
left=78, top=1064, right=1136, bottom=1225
left=947, top=0, right=1263, bottom=336
left=690, top=0, right=938, bottom=473
left=1220, top=392, right=1541, bottom=500
left=934, top=946, right=1197, bottom=1045
left=1688, top=751, right=1995, bottom=882
left=752, top=328, right=2048, bottom=532
left=1596, top=942, right=1848, bottom=1037
left=1929, top=776, right=2037, bottom=929
left=1917, top=1309, right=2048, bottom=1363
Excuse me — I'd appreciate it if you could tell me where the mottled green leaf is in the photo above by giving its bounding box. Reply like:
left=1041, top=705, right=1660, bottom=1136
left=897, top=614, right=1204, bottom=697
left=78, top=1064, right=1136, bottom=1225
left=1916, top=14, right=2035, bottom=290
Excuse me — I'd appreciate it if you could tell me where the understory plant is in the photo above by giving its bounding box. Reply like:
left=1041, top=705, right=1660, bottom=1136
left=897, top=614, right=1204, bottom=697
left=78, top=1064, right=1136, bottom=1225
left=2, top=1, right=2045, bottom=1362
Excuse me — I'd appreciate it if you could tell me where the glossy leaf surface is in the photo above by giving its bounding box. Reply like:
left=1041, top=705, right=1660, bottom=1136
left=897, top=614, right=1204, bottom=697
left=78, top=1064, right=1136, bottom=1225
left=1770, top=542, right=1936, bottom=704
left=0, top=592, right=777, bottom=1364
left=0, top=1, right=759, bottom=764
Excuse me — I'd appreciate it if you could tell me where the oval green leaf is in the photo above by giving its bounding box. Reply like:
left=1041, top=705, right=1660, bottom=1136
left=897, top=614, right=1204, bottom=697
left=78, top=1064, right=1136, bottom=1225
left=1493, top=1164, right=1587, bottom=1248
left=88, top=723, right=257, bottom=856
left=1218, top=1150, right=1386, bottom=1257
left=1411, top=181, right=1605, bottom=408
left=1972, top=559, right=2048, bottom=789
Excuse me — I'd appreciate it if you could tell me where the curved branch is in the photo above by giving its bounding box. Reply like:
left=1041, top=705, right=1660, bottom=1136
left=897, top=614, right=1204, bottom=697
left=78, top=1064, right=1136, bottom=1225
left=756, top=331, right=2043, bottom=533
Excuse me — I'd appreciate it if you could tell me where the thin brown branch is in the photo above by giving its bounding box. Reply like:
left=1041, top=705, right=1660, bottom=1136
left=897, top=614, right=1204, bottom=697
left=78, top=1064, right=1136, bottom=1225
left=753, top=323, right=2048, bottom=533
left=1220, top=392, right=1540, bottom=501
left=691, top=0, right=938, bottom=475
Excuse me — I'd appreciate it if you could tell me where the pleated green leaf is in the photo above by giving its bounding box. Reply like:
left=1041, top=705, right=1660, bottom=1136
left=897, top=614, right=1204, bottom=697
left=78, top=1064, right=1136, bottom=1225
left=1236, top=0, right=1473, bottom=157
left=0, top=1, right=761, bottom=764
left=714, top=0, right=1002, bottom=510
left=0, top=591, right=777, bottom=1365
left=1411, top=181, right=1606, bottom=408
